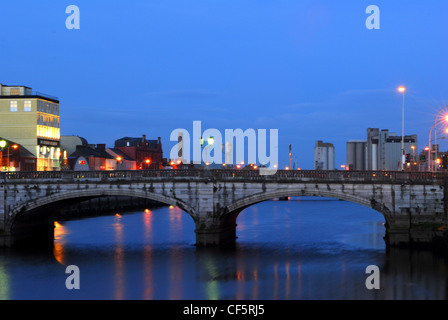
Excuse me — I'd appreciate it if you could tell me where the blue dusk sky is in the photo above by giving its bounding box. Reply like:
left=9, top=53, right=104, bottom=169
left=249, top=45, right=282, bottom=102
left=1, top=1, right=448, bottom=169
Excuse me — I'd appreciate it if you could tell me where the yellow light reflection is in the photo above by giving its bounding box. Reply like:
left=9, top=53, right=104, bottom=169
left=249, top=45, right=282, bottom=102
left=114, top=214, right=125, bottom=300
left=143, top=209, right=153, bottom=300
left=53, top=221, right=66, bottom=265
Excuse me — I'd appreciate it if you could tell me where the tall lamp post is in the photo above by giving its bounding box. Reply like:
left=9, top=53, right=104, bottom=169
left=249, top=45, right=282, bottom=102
left=204, top=136, right=214, bottom=166
left=398, top=86, right=406, bottom=171
left=433, top=106, right=448, bottom=165
left=429, top=125, right=436, bottom=171
left=0, top=140, right=5, bottom=169
left=428, top=110, right=448, bottom=171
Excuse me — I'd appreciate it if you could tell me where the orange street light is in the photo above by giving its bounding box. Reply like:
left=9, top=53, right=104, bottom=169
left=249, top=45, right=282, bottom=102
left=398, top=86, right=406, bottom=93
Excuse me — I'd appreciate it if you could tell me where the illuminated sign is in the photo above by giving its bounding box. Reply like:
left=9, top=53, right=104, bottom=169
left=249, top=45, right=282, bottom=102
left=38, top=139, right=60, bottom=147
left=78, top=160, right=87, bottom=165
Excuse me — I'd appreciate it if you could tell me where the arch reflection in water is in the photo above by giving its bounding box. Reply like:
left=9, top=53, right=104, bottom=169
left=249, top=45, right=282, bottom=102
left=53, top=221, right=66, bottom=265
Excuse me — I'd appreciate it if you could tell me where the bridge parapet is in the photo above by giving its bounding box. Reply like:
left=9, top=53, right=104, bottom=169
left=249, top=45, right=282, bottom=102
left=0, top=169, right=445, bottom=184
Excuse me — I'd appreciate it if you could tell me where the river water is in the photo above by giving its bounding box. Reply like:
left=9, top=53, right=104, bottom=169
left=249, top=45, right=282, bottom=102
left=0, top=197, right=447, bottom=300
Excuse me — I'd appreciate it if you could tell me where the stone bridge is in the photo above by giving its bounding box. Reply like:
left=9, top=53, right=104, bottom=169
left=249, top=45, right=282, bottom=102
left=1, top=169, right=447, bottom=248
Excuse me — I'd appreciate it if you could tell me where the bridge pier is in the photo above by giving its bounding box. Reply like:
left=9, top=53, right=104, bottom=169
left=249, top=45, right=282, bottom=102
left=385, top=216, right=448, bottom=248
left=195, top=224, right=237, bottom=247
left=193, top=208, right=239, bottom=247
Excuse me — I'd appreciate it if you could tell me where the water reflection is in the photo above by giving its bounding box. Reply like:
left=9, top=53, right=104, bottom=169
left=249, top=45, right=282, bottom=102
left=114, top=214, right=125, bottom=300
left=0, top=260, right=10, bottom=300
left=1, top=199, right=447, bottom=299
left=53, top=221, right=66, bottom=265
left=143, top=209, right=153, bottom=300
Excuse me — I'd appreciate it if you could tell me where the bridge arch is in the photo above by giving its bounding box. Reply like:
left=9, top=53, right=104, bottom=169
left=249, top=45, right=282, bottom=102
left=223, top=187, right=391, bottom=222
left=8, top=189, right=197, bottom=234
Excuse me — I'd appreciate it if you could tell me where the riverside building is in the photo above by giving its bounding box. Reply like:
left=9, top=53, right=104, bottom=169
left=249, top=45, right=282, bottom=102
left=0, top=84, right=61, bottom=171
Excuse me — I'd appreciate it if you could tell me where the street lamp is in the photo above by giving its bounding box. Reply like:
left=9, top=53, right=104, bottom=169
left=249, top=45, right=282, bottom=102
left=397, top=86, right=406, bottom=171
left=425, top=146, right=430, bottom=171
left=203, top=137, right=214, bottom=167
left=428, top=108, right=448, bottom=171
left=0, top=140, right=5, bottom=169
left=433, top=106, right=448, bottom=165
left=0, top=140, right=18, bottom=171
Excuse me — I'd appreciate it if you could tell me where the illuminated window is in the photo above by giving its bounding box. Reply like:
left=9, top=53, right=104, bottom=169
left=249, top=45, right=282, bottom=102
left=10, top=88, right=19, bottom=95
left=24, top=101, right=31, bottom=112
left=37, top=125, right=60, bottom=140
left=10, top=101, right=17, bottom=112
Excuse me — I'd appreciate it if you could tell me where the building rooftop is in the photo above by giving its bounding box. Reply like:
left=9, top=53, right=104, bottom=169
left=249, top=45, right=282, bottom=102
left=69, top=145, right=115, bottom=160
left=0, top=84, right=59, bottom=103
left=115, top=135, right=161, bottom=149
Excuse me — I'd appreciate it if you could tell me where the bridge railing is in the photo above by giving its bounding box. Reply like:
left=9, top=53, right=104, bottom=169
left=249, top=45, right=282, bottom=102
left=209, top=169, right=444, bottom=183
left=0, top=169, right=445, bottom=183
